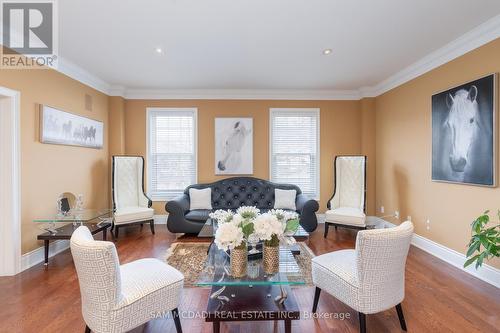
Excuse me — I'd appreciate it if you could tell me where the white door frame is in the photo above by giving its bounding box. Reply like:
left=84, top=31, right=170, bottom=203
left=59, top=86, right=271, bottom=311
left=0, top=86, right=21, bottom=276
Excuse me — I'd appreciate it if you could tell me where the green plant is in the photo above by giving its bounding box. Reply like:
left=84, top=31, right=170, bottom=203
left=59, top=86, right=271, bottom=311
left=464, top=210, right=500, bottom=268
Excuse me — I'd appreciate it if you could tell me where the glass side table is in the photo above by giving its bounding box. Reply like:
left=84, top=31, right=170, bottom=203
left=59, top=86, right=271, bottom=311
left=34, top=209, right=112, bottom=266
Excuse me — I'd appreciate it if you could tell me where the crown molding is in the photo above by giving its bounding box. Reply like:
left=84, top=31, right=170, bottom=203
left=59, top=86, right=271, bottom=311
left=57, top=58, right=111, bottom=95
left=52, top=13, right=500, bottom=100
left=114, top=88, right=362, bottom=100
left=371, top=13, right=500, bottom=96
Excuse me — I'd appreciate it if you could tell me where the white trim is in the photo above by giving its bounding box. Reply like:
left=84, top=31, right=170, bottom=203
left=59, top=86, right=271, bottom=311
left=269, top=108, right=320, bottom=200
left=113, top=88, right=361, bottom=100
left=57, top=57, right=111, bottom=94
left=146, top=107, right=198, bottom=202
left=0, top=87, right=21, bottom=276
left=20, top=240, right=70, bottom=272
left=369, top=13, right=500, bottom=96
left=376, top=217, right=500, bottom=289
left=154, top=214, right=168, bottom=224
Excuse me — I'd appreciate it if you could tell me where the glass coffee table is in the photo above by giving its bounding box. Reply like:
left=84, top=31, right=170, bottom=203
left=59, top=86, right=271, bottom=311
left=34, top=209, right=112, bottom=266
left=195, top=239, right=305, bottom=333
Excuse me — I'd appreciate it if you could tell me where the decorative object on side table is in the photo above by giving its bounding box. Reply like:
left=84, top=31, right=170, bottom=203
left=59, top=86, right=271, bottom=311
left=464, top=210, right=500, bottom=268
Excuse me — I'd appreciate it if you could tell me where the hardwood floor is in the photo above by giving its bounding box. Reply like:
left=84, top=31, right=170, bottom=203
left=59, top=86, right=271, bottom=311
left=0, top=225, right=499, bottom=333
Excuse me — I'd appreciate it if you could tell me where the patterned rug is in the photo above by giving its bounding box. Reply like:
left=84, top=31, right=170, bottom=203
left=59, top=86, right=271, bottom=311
left=165, top=242, right=315, bottom=287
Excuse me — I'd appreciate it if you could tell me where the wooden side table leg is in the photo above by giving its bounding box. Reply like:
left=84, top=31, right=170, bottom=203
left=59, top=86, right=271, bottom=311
left=44, top=240, right=49, bottom=266
left=102, top=229, right=107, bottom=241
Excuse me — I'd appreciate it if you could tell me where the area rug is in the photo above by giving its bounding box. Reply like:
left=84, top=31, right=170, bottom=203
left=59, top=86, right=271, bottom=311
left=165, top=242, right=315, bottom=287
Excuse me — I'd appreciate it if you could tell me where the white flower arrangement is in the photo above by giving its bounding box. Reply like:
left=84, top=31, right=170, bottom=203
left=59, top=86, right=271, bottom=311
left=236, top=206, right=260, bottom=219
left=212, top=206, right=300, bottom=250
left=253, top=213, right=283, bottom=241
left=209, top=209, right=234, bottom=224
left=269, top=209, right=298, bottom=223
left=214, top=222, right=244, bottom=251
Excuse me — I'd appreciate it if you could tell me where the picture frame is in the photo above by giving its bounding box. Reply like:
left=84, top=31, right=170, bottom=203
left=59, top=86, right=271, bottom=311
left=39, top=105, right=104, bottom=149
left=214, top=117, right=253, bottom=175
left=431, top=73, right=497, bottom=187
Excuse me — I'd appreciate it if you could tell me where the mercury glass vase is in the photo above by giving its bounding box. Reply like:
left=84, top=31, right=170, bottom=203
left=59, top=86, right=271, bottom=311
left=263, top=243, right=280, bottom=274
left=230, top=244, right=248, bottom=277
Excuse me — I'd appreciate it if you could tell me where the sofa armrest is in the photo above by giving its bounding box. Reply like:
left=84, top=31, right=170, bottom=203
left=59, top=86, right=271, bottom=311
left=165, top=194, right=190, bottom=215
left=295, top=194, right=319, bottom=232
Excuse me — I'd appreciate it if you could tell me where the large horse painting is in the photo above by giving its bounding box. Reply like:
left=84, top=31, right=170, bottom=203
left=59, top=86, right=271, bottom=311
left=215, top=118, right=253, bottom=175
left=432, top=74, right=497, bottom=186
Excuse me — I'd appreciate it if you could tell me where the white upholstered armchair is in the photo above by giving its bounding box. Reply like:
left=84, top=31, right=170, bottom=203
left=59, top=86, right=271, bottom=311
left=70, top=226, right=184, bottom=333
left=112, top=156, right=154, bottom=239
left=312, top=221, right=414, bottom=333
left=324, top=155, right=367, bottom=237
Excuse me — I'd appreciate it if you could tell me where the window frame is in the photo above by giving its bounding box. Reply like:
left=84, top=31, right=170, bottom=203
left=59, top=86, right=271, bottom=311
left=146, top=107, right=198, bottom=201
left=269, top=108, right=320, bottom=200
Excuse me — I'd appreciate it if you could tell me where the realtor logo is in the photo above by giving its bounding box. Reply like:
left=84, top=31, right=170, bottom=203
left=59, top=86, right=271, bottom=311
left=1, top=0, right=58, bottom=68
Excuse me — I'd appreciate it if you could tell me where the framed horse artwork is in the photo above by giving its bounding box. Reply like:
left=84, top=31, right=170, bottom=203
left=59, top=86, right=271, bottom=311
left=39, top=105, right=104, bottom=149
left=432, top=73, right=497, bottom=187
left=215, top=117, right=253, bottom=175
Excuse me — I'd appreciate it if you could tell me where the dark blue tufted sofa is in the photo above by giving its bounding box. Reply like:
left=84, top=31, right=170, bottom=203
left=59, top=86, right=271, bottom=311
left=165, top=177, right=319, bottom=234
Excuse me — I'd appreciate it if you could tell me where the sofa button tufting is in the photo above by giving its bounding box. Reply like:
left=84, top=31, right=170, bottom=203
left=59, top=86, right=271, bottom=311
left=247, top=194, right=252, bottom=199
left=253, top=187, right=258, bottom=191
left=234, top=195, right=239, bottom=199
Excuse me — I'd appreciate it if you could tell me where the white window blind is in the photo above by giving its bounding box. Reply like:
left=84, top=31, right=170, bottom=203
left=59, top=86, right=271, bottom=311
left=270, top=108, right=320, bottom=199
left=147, top=108, right=197, bottom=201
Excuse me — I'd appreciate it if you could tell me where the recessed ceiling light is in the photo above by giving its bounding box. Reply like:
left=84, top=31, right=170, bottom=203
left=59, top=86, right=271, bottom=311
left=323, top=49, right=332, bottom=55
left=155, top=47, right=164, bottom=54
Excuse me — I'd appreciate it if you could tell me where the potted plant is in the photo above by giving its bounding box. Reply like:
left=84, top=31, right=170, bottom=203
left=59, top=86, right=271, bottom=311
left=464, top=210, right=500, bottom=269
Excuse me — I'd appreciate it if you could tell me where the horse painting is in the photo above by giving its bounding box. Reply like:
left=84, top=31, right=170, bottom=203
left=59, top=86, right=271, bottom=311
left=432, top=74, right=496, bottom=186
left=215, top=118, right=253, bottom=174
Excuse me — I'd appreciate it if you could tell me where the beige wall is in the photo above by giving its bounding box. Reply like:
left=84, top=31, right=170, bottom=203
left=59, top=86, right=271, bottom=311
left=124, top=99, right=364, bottom=214
left=0, top=69, right=110, bottom=254
left=375, top=38, right=500, bottom=269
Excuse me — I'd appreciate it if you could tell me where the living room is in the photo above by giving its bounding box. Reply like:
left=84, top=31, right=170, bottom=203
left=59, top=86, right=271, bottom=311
left=0, top=1, right=499, bottom=332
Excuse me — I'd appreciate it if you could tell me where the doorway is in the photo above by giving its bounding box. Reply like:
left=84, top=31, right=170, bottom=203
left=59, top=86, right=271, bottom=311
left=0, top=86, right=21, bottom=276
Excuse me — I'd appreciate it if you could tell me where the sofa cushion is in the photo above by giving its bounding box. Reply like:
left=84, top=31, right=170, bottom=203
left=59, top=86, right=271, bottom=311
left=114, top=206, right=154, bottom=224
left=185, top=209, right=211, bottom=222
left=325, top=207, right=366, bottom=226
left=189, top=188, right=212, bottom=210
left=274, top=189, right=297, bottom=210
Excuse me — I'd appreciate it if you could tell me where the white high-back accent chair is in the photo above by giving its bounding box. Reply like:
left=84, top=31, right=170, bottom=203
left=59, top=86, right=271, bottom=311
left=324, top=155, right=367, bottom=238
left=70, top=226, right=184, bottom=333
left=112, top=156, right=154, bottom=239
left=312, top=221, right=414, bottom=333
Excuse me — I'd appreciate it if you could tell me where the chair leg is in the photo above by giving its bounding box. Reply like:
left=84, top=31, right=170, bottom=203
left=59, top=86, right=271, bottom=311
left=140, top=223, right=143, bottom=230
left=312, top=287, right=321, bottom=313
left=335, top=225, right=338, bottom=231
left=324, top=223, right=329, bottom=238
left=395, top=303, right=407, bottom=331
left=358, top=312, right=366, bottom=333
left=85, top=325, right=91, bottom=333
left=114, top=225, right=119, bottom=239
left=171, top=308, right=182, bottom=333
left=150, top=220, right=155, bottom=234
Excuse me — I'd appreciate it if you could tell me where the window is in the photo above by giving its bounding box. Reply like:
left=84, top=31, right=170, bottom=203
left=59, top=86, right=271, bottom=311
left=147, top=108, right=197, bottom=201
left=270, top=108, right=320, bottom=199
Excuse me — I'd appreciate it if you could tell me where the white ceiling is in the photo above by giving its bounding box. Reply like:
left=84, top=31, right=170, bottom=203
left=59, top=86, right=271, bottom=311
left=58, top=0, right=500, bottom=96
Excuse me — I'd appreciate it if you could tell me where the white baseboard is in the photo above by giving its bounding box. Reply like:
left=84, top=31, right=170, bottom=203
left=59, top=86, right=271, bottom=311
left=154, top=214, right=168, bottom=224
left=375, top=217, right=500, bottom=289
left=21, top=240, right=70, bottom=272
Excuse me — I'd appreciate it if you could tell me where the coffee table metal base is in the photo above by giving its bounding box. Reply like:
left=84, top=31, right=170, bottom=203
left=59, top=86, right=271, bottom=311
left=205, top=285, right=300, bottom=333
